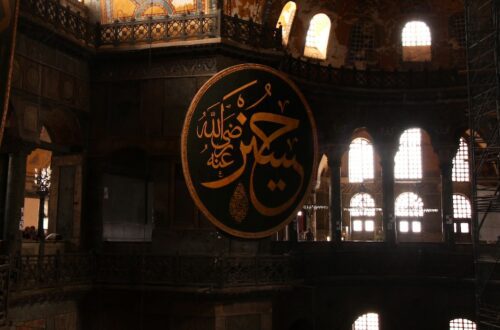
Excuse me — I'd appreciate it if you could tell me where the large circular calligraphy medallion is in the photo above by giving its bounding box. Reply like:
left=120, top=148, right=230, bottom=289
left=181, top=64, right=318, bottom=238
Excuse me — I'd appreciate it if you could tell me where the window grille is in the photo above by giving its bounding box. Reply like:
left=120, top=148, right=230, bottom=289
left=449, top=318, right=476, bottom=330
left=350, top=193, right=376, bottom=217
left=348, top=21, right=375, bottom=63
left=452, top=138, right=469, bottom=182
left=276, top=2, right=297, bottom=46
left=349, top=138, right=374, bottom=183
left=402, top=21, right=431, bottom=46
left=304, top=13, right=331, bottom=60
left=395, top=128, right=422, bottom=180
left=449, top=13, right=466, bottom=48
left=395, top=192, right=424, bottom=217
left=353, top=313, right=379, bottom=330
left=453, top=194, right=472, bottom=219
left=402, top=21, right=431, bottom=61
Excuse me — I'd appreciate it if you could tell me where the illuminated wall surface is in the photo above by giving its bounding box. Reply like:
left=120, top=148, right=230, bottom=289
left=100, top=0, right=209, bottom=23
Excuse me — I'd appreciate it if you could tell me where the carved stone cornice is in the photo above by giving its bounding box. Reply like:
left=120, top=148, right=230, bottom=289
left=93, top=56, right=218, bottom=82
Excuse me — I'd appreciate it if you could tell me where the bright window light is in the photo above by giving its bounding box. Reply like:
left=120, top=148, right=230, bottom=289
left=353, top=312, right=379, bottom=330
left=400, top=221, right=409, bottom=233
left=449, top=318, right=477, bottom=330
left=304, top=13, right=331, bottom=60
left=349, top=138, right=374, bottom=183
left=276, top=1, right=297, bottom=46
left=353, top=220, right=363, bottom=232
left=452, top=138, right=469, bottom=182
left=395, top=128, right=422, bottom=180
left=365, top=220, right=375, bottom=232
left=402, top=21, right=431, bottom=46
left=460, top=223, right=470, bottom=233
left=453, top=194, right=472, bottom=219
left=350, top=193, right=376, bottom=217
left=395, top=192, right=424, bottom=217
left=412, top=221, right=421, bottom=233
left=454, top=223, right=457, bottom=233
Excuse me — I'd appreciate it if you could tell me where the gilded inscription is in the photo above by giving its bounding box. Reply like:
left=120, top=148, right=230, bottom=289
left=182, top=64, right=317, bottom=238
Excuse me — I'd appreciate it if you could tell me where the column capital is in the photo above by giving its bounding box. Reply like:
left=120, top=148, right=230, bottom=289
left=376, top=143, right=398, bottom=164
left=434, top=144, right=458, bottom=172
left=0, top=135, right=35, bottom=155
left=324, top=145, right=345, bottom=168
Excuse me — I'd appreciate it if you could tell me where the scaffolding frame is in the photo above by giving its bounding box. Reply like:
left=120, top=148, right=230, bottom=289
left=465, top=0, right=500, bottom=328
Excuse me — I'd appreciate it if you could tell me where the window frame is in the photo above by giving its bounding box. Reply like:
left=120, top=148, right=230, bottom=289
left=401, top=20, right=432, bottom=62
left=452, top=137, right=469, bottom=182
left=449, top=318, right=477, bottom=330
left=452, top=194, right=472, bottom=235
left=349, top=193, right=377, bottom=238
left=394, top=128, right=422, bottom=181
left=303, top=13, right=331, bottom=60
left=276, top=1, right=297, bottom=46
left=349, top=137, right=375, bottom=183
left=395, top=192, right=424, bottom=235
left=352, top=312, right=380, bottom=330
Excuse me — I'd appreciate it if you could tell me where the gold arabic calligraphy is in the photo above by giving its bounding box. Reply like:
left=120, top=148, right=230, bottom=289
left=195, top=80, right=304, bottom=217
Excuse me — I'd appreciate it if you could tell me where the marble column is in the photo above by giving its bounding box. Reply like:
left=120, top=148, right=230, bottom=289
left=328, top=153, right=342, bottom=243
left=380, top=148, right=396, bottom=245
left=440, top=160, right=455, bottom=245
left=435, top=144, right=457, bottom=246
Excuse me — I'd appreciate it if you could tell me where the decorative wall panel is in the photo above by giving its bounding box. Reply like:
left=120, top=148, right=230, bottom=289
left=100, top=0, right=209, bottom=23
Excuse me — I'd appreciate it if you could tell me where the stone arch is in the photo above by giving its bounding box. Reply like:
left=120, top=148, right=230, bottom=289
left=135, top=0, right=174, bottom=16
left=40, top=107, right=83, bottom=147
left=276, top=1, right=297, bottom=46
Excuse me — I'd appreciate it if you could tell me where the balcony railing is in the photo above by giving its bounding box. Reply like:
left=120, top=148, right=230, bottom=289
left=96, top=13, right=220, bottom=47
left=20, top=0, right=282, bottom=50
left=19, top=0, right=466, bottom=90
left=280, top=56, right=467, bottom=89
left=6, top=245, right=478, bottom=294
left=8, top=254, right=294, bottom=292
left=9, top=254, right=93, bottom=291
left=20, top=0, right=95, bottom=45
left=96, top=13, right=282, bottom=49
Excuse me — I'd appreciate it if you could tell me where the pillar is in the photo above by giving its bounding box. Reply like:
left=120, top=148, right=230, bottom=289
left=380, top=148, right=396, bottom=245
left=0, top=153, right=10, bottom=238
left=435, top=144, right=457, bottom=246
left=440, top=160, right=455, bottom=245
left=328, top=152, right=342, bottom=243
left=2, top=150, right=28, bottom=255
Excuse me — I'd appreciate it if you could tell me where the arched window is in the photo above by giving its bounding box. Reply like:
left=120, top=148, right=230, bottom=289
left=449, top=12, right=466, bottom=48
left=452, top=138, right=469, bottom=182
left=402, top=21, right=431, bottom=61
left=304, top=13, right=331, bottom=60
left=348, top=20, right=375, bottom=64
left=350, top=193, right=376, bottom=233
left=395, top=192, right=424, bottom=233
left=453, top=194, right=472, bottom=234
left=395, top=128, right=422, bottom=180
left=276, top=2, right=297, bottom=46
left=449, top=318, right=477, bottom=330
left=349, top=138, right=374, bottom=183
left=352, top=313, right=379, bottom=330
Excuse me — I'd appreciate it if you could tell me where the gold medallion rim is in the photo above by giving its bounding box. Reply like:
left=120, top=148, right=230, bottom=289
left=181, top=63, right=318, bottom=239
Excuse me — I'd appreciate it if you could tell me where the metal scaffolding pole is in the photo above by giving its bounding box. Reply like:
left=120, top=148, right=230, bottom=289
left=466, top=0, right=500, bottom=328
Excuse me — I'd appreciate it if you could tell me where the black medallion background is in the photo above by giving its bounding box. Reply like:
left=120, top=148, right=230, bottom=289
left=182, top=64, right=317, bottom=238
